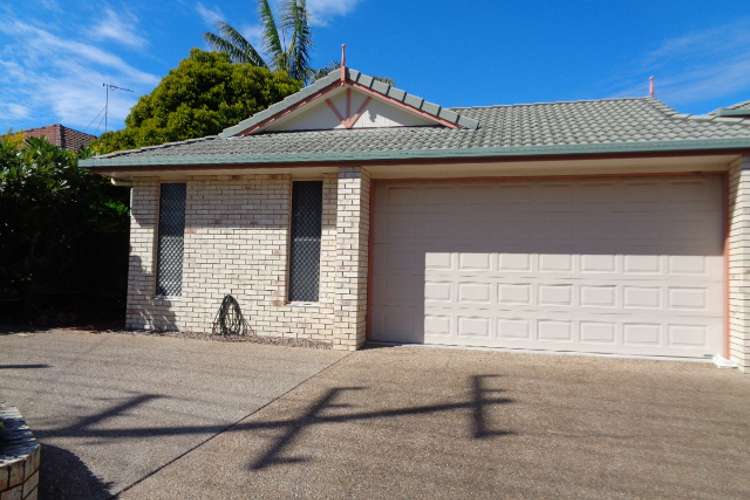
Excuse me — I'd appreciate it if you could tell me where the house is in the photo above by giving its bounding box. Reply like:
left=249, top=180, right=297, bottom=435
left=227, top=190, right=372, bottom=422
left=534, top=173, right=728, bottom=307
left=80, top=66, right=750, bottom=372
left=19, top=124, right=96, bottom=151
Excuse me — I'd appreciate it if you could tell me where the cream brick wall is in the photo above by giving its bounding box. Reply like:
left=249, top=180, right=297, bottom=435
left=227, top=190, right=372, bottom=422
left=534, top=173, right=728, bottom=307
left=332, top=167, right=370, bottom=350
left=126, top=169, right=370, bottom=348
left=728, top=157, right=750, bottom=372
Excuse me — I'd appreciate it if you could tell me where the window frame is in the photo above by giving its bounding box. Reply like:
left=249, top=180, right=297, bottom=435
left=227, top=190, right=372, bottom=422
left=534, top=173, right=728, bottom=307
left=287, top=180, right=324, bottom=303
left=154, top=182, right=187, bottom=298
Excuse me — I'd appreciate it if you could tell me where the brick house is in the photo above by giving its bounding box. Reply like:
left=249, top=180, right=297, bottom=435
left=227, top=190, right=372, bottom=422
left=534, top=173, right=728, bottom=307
left=20, top=124, right=96, bottom=151
left=81, top=67, right=750, bottom=372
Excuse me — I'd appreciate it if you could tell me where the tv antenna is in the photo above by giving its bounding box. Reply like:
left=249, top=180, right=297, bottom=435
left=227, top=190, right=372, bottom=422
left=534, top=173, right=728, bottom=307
left=102, top=83, right=134, bottom=132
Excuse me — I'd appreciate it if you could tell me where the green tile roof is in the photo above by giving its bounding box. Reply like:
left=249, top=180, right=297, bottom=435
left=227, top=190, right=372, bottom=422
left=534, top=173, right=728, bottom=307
left=730, top=100, right=750, bottom=111
left=713, top=99, right=750, bottom=117
left=81, top=93, right=750, bottom=169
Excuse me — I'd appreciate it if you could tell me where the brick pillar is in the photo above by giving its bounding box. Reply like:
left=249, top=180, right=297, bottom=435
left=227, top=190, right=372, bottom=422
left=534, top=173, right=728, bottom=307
left=126, top=181, right=159, bottom=329
left=332, top=167, right=370, bottom=350
left=728, top=156, right=750, bottom=372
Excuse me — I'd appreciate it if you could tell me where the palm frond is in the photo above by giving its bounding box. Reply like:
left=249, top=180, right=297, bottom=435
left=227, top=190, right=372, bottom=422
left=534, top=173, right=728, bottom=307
left=204, top=32, right=245, bottom=63
left=283, top=0, right=311, bottom=81
left=216, top=21, right=267, bottom=67
left=258, top=0, right=285, bottom=70
left=204, top=28, right=267, bottom=67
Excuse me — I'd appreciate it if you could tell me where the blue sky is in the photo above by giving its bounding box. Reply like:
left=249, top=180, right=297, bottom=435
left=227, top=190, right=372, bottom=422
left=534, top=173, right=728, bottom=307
left=1, top=0, right=749, bottom=135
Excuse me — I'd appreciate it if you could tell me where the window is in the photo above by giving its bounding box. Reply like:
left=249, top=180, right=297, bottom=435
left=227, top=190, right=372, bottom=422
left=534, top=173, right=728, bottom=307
left=288, top=181, right=323, bottom=302
left=156, top=183, right=186, bottom=296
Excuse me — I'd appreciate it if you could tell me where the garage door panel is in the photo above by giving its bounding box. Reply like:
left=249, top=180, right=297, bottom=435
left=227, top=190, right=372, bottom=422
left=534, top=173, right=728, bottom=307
left=422, top=313, right=723, bottom=355
left=380, top=272, right=423, bottom=303
left=424, top=315, right=452, bottom=336
left=579, top=321, right=617, bottom=343
left=373, top=305, right=421, bottom=343
left=372, top=177, right=724, bottom=358
left=580, top=285, right=617, bottom=307
left=499, top=253, right=534, bottom=272
left=499, top=283, right=533, bottom=305
left=580, top=254, right=617, bottom=273
left=457, top=316, right=492, bottom=337
left=425, top=252, right=453, bottom=270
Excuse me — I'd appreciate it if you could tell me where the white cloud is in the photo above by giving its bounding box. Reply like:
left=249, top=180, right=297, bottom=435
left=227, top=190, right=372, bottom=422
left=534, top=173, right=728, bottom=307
left=644, top=55, right=750, bottom=105
left=90, top=8, right=148, bottom=49
left=1, top=102, right=30, bottom=120
left=195, top=2, right=224, bottom=27
left=306, top=0, right=360, bottom=26
left=644, top=23, right=750, bottom=69
left=1, top=20, right=157, bottom=85
left=608, top=19, right=750, bottom=107
left=0, top=17, right=158, bottom=132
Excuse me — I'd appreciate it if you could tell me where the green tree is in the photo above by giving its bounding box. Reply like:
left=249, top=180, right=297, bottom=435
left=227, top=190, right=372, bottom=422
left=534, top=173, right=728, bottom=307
left=205, top=0, right=311, bottom=81
left=92, top=49, right=301, bottom=154
left=0, top=137, right=129, bottom=322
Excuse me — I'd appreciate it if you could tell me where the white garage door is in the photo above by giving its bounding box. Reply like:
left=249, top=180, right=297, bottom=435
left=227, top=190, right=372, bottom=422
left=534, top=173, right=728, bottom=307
left=370, top=176, right=725, bottom=358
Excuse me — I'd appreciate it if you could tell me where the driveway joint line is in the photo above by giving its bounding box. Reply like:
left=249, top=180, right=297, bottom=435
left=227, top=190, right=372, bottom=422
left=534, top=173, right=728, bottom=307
left=113, top=350, right=353, bottom=498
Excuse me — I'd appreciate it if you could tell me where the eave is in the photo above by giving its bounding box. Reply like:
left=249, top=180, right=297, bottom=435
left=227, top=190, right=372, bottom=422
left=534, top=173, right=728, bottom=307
left=80, top=138, right=750, bottom=170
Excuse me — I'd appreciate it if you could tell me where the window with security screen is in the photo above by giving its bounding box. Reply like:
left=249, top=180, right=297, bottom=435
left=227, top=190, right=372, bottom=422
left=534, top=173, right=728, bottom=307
left=288, top=181, right=323, bottom=302
left=156, top=183, right=186, bottom=297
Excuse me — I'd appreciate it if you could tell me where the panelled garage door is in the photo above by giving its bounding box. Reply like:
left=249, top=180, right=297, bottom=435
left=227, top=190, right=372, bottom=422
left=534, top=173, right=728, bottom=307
left=370, top=176, right=725, bottom=358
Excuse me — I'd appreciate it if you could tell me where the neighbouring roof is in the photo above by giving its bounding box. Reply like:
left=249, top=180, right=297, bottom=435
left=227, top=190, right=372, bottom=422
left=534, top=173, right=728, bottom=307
left=80, top=69, right=750, bottom=169
left=21, top=124, right=97, bottom=151
left=712, top=100, right=750, bottom=118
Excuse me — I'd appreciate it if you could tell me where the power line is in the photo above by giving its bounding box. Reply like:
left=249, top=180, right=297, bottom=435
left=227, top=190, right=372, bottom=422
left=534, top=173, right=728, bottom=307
left=85, top=105, right=106, bottom=131
left=95, top=109, right=106, bottom=133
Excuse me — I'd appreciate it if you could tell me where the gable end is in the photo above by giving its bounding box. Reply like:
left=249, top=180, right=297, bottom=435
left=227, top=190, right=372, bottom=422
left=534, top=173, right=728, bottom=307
left=220, top=68, right=479, bottom=137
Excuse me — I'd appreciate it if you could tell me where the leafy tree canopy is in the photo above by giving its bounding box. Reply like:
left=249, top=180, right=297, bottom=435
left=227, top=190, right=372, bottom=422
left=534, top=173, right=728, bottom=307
left=93, top=49, right=302, bottom=154
left=0, top=137, right=129, bottom=322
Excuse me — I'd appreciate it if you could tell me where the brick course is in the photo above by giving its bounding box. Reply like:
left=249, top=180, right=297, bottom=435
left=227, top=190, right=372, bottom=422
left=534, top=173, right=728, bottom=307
left=333, top=168, right=370, bottom=350
left=126, top=168, right=370, bottom=349
left=0, top=405, right=40, bottom=500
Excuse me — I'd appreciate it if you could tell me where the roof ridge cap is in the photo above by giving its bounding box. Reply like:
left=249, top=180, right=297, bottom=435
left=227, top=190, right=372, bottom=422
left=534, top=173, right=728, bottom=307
left=727, top=98, right=750, bottom=110
left=451, top=96, right=650, bottom=110
left=18, top=123, right=62, bottom=133
left=646, top=98, right=750, bottom=128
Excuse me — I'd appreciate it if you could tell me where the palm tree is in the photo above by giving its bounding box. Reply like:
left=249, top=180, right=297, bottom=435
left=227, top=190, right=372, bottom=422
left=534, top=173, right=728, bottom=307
left=204, top=0, right=311, bottom=82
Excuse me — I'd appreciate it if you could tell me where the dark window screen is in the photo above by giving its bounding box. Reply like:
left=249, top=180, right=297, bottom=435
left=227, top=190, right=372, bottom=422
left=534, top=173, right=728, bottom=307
left=156, top=183, right=186, bottom=296
left=288, top=181, right=323, bottom=302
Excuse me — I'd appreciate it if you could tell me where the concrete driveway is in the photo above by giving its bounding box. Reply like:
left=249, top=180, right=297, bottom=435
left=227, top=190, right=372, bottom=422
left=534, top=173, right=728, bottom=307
left=0, top=329, right=346, bottom=498
left=2, top=330, right=749, bottom=499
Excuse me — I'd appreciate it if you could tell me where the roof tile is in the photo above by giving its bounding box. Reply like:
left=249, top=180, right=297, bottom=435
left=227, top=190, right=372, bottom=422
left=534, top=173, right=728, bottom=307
left=82, top=96, right=750, bottom=168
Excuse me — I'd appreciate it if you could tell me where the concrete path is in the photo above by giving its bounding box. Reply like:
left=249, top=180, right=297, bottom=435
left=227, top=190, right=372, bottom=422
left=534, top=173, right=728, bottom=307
left=2, top=330, right=750, bottom=499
